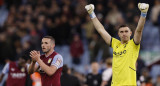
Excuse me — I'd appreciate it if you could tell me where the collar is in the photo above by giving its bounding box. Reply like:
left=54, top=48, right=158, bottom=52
left=45, top=50, right=54, bottom=58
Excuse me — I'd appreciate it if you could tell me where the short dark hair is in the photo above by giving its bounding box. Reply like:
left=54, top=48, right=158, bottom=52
left=43, top=36, right=55, bottom=43
left=118, top=24, right=128, bottom=29
left=118, top=24, right=132, bottom=31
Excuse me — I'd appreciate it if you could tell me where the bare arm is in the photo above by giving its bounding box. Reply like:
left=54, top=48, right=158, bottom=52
left=134, top=3, right=149, bottom=44
left=37, top=59, right=57, bottom=76
left=92, top=18, right=112, bottom=45
left=28, top=61, right=38, bottom=74
left=85, top=4, right=111, bottom=46
left=133, top=16, right=146, bottom=44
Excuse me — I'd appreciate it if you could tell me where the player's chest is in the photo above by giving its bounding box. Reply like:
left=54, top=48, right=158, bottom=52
left=113, top=43, right=130, bottom=57
left=41, top=57, right=53, bottom=65
left=38, top=57, right=53, bottom=73
left=9, top=67, right=26, bottom=78
left=9, top=66, right=26, bottom=73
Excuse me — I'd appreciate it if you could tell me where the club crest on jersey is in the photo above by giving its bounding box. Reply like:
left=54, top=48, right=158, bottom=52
left=48, top=58, right=52, bottom=63
left=21, top=67, right=25, bottom=72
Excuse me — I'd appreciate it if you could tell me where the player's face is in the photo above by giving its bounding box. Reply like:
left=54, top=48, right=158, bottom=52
left=18, top=58, right=26, bottom=67
left=41, top=38, right=54, bottom=53
left=118, top=27, right=132, bottom=43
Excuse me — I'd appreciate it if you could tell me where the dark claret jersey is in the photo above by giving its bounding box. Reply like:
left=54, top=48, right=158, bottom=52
left=2, top=62, right=27, bottom=86
left=37, top=51, right=63, bottom=86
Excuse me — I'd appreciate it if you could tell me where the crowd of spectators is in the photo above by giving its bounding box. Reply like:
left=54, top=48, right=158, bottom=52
left=0, top=0, right=160, bottom=86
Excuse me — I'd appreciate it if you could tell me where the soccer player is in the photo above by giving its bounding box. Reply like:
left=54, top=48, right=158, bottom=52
left=28, top=36, right=63, bottom=86
left=0, top=55, right=28, bottom=86
left=85, top=3, right=149, bottom=86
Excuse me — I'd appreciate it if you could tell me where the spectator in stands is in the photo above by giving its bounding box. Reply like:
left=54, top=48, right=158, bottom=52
left=89, top=33, right=101, bottom=63
left=100, top=39, right=111, bottom=62
left=85, top=62, right=102, bottom=86
left=137, top=57, right=146, bottom=76
left=82, top=15, right=95, bottom=42
left=151, top=0, right=160, bottom=26
left=155, top=75, right=160, bottom=86
left=0, top=32, right=14, bottom=64
left=70, top=34, right=84, bottom=65
left=145, top=77, right=153, bottom=86
left=61, top=64, right=81, bottom=86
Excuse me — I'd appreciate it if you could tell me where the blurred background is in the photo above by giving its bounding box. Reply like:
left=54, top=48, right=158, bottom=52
left=0, top=0, right=160, bottom=86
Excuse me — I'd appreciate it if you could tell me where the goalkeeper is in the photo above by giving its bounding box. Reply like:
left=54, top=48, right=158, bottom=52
left=85, top=3, right=149, bottom=86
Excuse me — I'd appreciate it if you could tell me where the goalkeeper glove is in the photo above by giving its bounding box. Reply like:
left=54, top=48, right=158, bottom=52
left=85, top=4, right=96, bottom=19
left=138, top=3, right=149, bottom=17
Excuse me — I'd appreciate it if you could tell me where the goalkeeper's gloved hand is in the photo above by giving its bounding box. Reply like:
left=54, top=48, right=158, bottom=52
left=85, top=4, right=96, bottom=19
left=138, top=3, right=149, bottom=17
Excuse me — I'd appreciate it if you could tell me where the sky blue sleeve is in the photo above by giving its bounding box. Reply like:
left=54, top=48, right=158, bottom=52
left=51, top=54, right=63, bottom=69
left=2, top=63, right=9, bottom=74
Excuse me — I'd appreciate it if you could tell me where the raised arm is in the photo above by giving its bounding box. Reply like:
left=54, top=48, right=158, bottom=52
left=85, top=4, right=111, bottom=45
left=134, top=3, right=149, bottom=44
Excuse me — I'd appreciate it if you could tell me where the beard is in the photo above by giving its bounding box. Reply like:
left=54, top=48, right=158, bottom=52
left=42, top=48, right=51, bottom=53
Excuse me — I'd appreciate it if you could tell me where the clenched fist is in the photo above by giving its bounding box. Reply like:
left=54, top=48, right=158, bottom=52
left=138, top=3, right=149, bottom=13
left=85, top=4, right=95, bottom=14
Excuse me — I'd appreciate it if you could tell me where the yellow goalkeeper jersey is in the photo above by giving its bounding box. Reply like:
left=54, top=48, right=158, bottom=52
left=111, top=37, right=140, bottom=86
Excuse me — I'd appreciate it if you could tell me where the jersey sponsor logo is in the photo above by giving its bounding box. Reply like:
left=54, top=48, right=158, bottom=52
left=10, top=73, right=26, bottom=78
left=113, top=50, right=126, bottom=56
